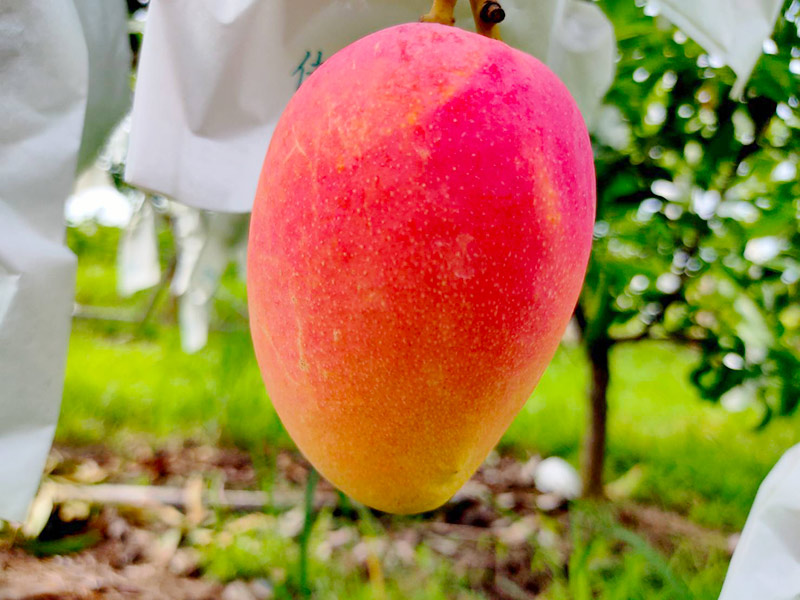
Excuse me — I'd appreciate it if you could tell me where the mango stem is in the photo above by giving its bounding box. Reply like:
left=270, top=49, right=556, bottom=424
left=421, top=0, right=505, bottom=39
left=421, top=0, right=457, bottom=25
left=470, top=0, right=505, bottom=39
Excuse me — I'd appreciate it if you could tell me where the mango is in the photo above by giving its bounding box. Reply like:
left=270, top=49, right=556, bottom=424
left=247, top=23, right=595, bottom=514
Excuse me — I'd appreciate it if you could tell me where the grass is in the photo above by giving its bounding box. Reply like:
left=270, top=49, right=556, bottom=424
left=61, top=325, right=289, bottom=449
left=539, top=502, right=731, bottom=600
left=54, top=223, right=800, bottom=597
left=193, top=509, right=486, bottom=599
left=190, top=500, right=732, bottom=600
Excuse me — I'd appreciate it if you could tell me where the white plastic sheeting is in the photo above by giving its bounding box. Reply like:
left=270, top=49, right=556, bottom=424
left=73, top=0, right=134, bottom=171
left=0, top=204, right=76, bottom=524
left=1, top=1, right=89, bottom=246
left=117, top=194, right=161, bottom=297
left=649, top=0, right=785, bottom=98
left=125, top=0, right=616, bottom=214
left=169, top=205, right=248, bottom=353
left=720, top=444, right=800, bottom=600
left=0, top=0, right=130, bottom=522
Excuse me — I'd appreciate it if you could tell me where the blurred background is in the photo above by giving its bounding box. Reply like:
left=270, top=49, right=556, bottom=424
left=2, top=0, right=799, bottom=599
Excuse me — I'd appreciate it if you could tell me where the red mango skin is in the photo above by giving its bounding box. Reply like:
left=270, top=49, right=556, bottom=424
left=248, top=23, right=595, bottom=514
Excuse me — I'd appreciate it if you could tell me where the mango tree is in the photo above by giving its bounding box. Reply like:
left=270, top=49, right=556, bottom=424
left=581, top=0, right=800, bottom=496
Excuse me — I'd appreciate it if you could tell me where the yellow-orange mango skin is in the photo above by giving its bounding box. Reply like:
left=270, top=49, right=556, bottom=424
left=248, top=23, right=595, bottom=514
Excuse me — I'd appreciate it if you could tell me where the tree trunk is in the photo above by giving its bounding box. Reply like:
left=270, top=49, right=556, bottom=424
left=583, top=339, right=611, bottom=498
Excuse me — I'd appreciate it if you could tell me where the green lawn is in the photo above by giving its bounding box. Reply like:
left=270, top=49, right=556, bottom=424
left=55, top=224, right=800, bottom=598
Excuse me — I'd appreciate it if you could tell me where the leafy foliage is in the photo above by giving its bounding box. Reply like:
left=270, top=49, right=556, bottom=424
left=587, top=0, right=800, bottom=422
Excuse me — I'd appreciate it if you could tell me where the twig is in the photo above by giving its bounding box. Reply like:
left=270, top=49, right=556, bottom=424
left=138, top=253, right=177, bottom=332
left=49, top=482, right=306, bottom=512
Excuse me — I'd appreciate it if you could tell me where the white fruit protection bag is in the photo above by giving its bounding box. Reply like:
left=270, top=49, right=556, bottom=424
left=124, top=0, right=617, bottom=215
left=648, top=0, right=784, bottom=98
left=0, top=0, right=130, bottom=522
left=719, top=444, right=800, bottom=600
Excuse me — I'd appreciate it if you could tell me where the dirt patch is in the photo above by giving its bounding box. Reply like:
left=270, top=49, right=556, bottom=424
left=0, top=544, right=220, bottom=600
left=617, top=502, right=729, bottom=553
